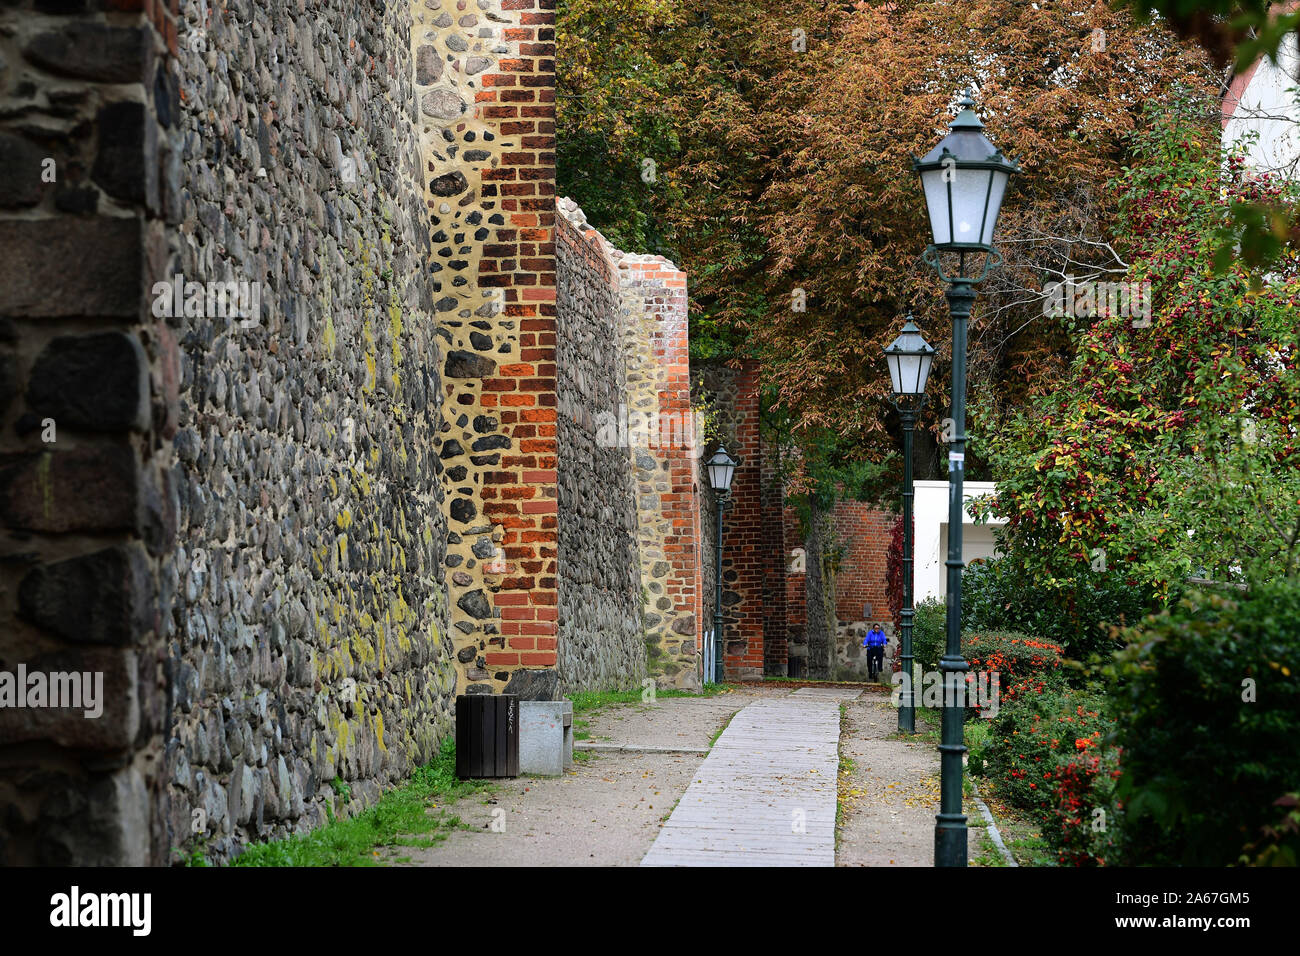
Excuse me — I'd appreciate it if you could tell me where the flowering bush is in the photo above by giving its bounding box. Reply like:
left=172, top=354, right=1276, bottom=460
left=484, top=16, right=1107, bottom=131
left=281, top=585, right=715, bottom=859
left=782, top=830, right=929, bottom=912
left=982, top=683, right=1124, bottom=867
left=1047, top=747, right=1124, bottom=866
left=978, top=96, right=1300, bottom=599
left=962, top=631, right=1066, bottom=716
left=985, top=687, right=1110, bottom=815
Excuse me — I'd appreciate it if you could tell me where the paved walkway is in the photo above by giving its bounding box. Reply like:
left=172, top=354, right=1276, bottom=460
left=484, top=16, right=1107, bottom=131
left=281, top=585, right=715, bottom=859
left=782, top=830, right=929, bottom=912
left=640, top=688, right=858, bottom=866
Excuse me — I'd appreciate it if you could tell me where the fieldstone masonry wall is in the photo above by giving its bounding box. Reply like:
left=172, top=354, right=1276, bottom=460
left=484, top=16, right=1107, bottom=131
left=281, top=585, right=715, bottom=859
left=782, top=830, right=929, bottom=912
left=154, top=0, right=458, bottom=863
left=554, top=199, right=644, bottom=692
left=614, top=245, right=699, bottom=689
left=554, top=198, right=699, bottom=691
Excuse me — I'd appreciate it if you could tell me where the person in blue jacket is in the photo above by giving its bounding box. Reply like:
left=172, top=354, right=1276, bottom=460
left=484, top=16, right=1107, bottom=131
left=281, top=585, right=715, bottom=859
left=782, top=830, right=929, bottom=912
left=863, top=623, right=888, bottom=680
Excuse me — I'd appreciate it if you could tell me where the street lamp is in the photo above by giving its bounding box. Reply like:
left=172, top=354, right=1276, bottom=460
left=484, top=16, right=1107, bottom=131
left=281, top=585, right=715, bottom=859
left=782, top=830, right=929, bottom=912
left=913, top=89, right=1018, bottom=868
left=704, top=445, right=738, bottom=685
left=884, top=316, right=934, bottom=735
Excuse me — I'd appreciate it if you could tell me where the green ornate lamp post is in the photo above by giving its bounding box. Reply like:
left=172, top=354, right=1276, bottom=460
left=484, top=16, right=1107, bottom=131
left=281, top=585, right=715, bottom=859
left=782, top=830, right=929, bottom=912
left=884, top=317, right=935, bottom=735
left=704, top=445, right=738, bottom=685
left=913, top=90, right=1019, bottom=867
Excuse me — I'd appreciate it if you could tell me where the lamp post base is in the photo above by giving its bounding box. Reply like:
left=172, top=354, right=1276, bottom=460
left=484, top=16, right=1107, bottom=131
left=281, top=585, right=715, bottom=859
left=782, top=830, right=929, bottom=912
left=934, top=814, right=968, bottom=867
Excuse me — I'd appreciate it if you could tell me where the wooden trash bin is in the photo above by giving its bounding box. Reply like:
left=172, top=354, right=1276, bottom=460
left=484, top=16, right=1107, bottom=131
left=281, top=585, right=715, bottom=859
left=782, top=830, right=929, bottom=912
left=455, top=694, right=519, bottom=779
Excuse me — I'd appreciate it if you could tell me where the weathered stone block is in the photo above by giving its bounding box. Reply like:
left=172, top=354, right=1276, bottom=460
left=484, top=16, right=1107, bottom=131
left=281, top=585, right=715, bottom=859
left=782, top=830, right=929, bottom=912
left=18, top=545, right=150, bottom=645
left=415, top=45, right=442, bottom=84
left=0, top=218, right=141, bottom=319
left=26, top=332, right=149, bottom=431
left=0, top=445, right=138, bottom=533
left=503, top=668, right=560, bottom=701
left=445, top=350, right=495, bottom=378
left=0, top=648, right=139, bottom=750
left=0, top=133, right=47, bottom=208
left=90, top=101, right=147, bottom=203
left=36, top=765, right=150, bottom=866
left=23, top=24, right=147, bottom=83
left=457, top=589, right=492, bottom=619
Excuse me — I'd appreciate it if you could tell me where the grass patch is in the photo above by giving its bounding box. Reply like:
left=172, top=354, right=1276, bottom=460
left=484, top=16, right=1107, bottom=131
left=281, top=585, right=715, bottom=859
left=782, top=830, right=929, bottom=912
left=708, top=709, right=737, bottom=748
left=974, top=776, right=1055, bottom=866
left=835, top=702, right=860, bottom=846
left=231, top=737, right=492, bottom=867
left=971, top=827, right=1006, bottom=867
left=659, top=792, right=684, bottom=822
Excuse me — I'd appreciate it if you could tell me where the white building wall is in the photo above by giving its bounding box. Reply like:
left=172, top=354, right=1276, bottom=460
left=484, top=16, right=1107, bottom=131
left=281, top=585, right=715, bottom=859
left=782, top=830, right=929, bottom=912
left=914, top=479, right=1005, bottom=603
left=1223, top=35, right=1300, bottom=177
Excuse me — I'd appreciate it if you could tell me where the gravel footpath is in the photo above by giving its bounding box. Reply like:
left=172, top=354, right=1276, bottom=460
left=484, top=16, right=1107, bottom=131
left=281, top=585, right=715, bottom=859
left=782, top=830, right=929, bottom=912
left=835, top=691, right=972, bottom=866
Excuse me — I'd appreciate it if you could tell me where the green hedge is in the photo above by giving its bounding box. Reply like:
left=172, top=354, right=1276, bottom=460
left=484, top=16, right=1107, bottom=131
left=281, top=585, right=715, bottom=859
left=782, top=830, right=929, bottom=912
left=911, top=597, right=946, bottom=672
left=962, top=557, right=1159, bottom=661
left=1107, top=580, right=1300, bottom=866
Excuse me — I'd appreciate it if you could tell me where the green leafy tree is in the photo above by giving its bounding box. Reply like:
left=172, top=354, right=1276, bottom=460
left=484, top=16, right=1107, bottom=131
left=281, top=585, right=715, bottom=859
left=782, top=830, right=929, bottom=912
left=980, top=96, right=1300, bottom=596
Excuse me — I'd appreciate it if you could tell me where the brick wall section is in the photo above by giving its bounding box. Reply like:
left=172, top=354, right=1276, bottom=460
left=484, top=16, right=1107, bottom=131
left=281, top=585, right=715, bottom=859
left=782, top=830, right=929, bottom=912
left=689, top=366, right=895, bottom=679
left=761, top=441, right=789, bottom=675
left=784, top=504, right=808, bottom=661
left=415, top=0, right=559, bottom=692
left=728, top=363, right=766, bottom=679
left=831, top=502, right=893, bottom=626
left=693, top=361, right=765, bottom=680
left=477, top=0, right=558, bottom=677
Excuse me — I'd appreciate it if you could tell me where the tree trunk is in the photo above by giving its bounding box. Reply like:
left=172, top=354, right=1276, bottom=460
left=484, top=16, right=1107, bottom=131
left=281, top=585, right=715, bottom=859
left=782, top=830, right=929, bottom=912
left=805, top=506, right=838, bottom=680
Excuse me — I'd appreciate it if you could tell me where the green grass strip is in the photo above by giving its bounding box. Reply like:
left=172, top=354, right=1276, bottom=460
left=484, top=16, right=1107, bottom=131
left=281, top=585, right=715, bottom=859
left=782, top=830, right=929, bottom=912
left=230, top=737, right=492, bottom=867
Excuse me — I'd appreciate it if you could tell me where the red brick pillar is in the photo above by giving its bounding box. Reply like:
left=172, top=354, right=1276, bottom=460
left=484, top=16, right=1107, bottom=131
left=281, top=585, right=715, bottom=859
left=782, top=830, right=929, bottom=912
left=721, top=361, right=765, bottom=680
left=762, top=442, right=789, bottom=675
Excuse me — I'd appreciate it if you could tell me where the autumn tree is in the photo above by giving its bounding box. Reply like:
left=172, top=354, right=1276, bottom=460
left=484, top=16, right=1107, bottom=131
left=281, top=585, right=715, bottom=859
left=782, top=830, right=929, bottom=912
left=559, top=1, right=1219, bottom=491
left=736, top=0, right=1219, bottom=481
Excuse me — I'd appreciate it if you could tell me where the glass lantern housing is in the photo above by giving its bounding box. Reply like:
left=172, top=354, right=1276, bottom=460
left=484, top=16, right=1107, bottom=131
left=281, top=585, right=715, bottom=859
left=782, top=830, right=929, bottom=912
left=705, top=446, right=738, bottom=494
left=913, top=92, right=1019, bottom=252
left=884, top=318, right=935, bottom=396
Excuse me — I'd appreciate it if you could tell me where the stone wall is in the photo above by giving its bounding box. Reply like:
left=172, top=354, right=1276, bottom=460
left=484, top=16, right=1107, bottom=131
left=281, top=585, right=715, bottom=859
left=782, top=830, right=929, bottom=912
left=158, top=0, right=460, bottom=862
left=0, top=0, right=701, bottom=866
left=615, top=247, right=699, bottom=689
left=0, top=0, right=178, bottom=866
left=0, top=0, right=466, bottom=866
left=554, top=199, right=644, bottom=692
